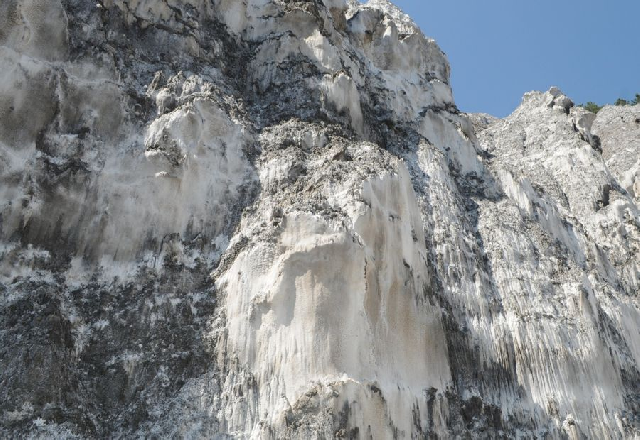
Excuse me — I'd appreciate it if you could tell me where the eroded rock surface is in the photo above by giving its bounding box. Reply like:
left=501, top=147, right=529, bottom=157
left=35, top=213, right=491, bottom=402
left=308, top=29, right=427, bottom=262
left=0, top=0, right=638, bottom=438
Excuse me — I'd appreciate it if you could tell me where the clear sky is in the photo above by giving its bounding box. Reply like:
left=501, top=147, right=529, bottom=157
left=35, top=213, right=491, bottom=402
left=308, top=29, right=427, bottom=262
left=384, top=0, right=640, bottom=117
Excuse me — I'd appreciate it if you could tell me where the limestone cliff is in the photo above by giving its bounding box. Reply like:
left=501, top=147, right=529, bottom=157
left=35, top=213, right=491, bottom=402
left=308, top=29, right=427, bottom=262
left=0, top=0, right=638, bottom=438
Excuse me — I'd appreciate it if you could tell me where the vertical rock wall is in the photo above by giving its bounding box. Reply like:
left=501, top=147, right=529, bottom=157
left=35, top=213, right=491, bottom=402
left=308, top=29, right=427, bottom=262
left=0, top=0, right=638, bottom=438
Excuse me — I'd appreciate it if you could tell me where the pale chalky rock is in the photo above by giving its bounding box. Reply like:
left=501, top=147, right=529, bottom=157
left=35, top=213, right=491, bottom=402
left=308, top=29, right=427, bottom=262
left=592, top=104, right=640, bottom=202
left=0, top=1, right=638, bottom=438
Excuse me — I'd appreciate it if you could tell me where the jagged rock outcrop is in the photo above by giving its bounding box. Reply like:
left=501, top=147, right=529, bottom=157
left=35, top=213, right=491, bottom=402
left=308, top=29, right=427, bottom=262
left=0, top=0, right=638, bottom=438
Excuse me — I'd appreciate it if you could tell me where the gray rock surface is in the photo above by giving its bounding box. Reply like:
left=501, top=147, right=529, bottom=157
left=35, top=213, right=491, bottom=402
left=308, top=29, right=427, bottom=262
left=591, top=104, right=640, bottom=202
left=0, top=0, right=638, bottom=438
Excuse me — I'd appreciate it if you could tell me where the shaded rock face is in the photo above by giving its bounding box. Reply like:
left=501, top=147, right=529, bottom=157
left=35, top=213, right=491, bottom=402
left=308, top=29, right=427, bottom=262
left=0, top=0, right=637, bottom=438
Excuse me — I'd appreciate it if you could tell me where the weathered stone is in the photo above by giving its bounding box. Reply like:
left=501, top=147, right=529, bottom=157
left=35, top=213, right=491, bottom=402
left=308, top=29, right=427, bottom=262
left=0, top=1, right=638, bottom=438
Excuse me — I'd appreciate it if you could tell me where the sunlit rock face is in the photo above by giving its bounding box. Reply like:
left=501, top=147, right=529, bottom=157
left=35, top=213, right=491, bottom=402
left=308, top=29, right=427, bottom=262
left=591, top=104, right=640, bottom=203
left=471, top=89, right=639, bottom=438
left=0, top=0, right=638, bottom=438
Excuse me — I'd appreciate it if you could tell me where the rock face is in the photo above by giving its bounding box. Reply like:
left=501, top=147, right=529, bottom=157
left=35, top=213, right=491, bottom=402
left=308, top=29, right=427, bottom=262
left=591, top=105, right=640, bottom=203
left=0, top=0, right=637, bottom=438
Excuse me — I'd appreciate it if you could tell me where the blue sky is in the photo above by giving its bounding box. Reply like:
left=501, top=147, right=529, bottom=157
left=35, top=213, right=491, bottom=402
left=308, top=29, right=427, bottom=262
left=384, top=0, right=640, bottom=117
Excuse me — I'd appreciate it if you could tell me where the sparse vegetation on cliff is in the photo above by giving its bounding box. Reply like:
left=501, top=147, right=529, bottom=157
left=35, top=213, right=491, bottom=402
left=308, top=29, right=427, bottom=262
left=582, top=94, right=639, bottom=113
